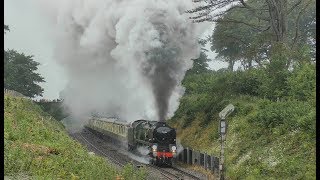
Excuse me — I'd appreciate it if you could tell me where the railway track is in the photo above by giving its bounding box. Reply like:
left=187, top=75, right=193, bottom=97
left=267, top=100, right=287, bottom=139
left=71, top=129, right=204, bottom=180
left=76, top=133, right=125, bottom=167
left=149, top=164, right=202, bottom=180
left=171, top=167, right=202, bottom=180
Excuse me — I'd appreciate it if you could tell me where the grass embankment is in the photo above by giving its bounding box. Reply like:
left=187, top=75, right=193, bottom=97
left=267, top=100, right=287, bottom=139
left=4, top=95, right=146, bottom=179
left=169, top=95, right=316, bottom=179
left=168, top=62, right=316, bottom=179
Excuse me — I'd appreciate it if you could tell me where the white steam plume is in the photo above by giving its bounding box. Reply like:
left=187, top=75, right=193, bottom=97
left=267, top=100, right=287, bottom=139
left=37, top=0, right=208, bottom=122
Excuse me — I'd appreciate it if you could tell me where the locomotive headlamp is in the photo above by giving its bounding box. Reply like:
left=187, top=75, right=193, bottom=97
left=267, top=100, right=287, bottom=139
left=171, top=146, right=177, bottom=152
left=152, top=145, right=157, bottom=151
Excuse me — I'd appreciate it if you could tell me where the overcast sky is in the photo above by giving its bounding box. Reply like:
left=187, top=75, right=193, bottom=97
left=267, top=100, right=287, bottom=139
left=4, top=0, right=67, bottom=100
left=4, top=0, right=227, bottom=100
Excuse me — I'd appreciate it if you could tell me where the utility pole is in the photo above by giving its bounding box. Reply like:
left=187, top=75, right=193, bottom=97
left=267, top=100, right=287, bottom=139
left=218, top=104, right=234, bottom=180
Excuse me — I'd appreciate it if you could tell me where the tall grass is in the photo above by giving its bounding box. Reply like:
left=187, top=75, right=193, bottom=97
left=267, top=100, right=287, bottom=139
left=4, top=96, right=146, bottom=179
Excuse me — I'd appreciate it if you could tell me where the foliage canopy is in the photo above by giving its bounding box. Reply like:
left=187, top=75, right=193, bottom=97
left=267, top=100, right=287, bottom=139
left=4, top=25, right=45, bottom=98
left=4, top=49, right=45, bottom=98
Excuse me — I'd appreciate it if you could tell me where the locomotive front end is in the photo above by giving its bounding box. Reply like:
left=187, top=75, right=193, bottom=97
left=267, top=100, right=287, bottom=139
left=150, top=122, right=176, bottom=166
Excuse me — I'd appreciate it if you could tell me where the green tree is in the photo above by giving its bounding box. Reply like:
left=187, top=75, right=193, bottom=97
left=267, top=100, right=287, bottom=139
left=188, top=0, right=304, bottom=43
left=4, top=24, right=45, bottom=97
left=187, top=51, right=210, bottom=75
left=210, top=6, right=271, bottom=70
left=4, top=25, right=45, bottom=98
left=189, top=0, right=315, bottom=70
left=4, top=50, right=45, bottom=97
left=209, top=0, right=315, bottom=70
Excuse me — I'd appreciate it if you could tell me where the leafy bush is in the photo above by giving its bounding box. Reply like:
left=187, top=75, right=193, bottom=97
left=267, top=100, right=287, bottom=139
left=170, top=55, right=315, bottom=179
left=260, top=62, right=289, bottom=99
left=287, top=63, right=316, bottom=101
left=36, top=102, right=69, bottom=121
left=182, top=111, right=195, bottom=128
left=251, top=99, right=315, bottom=133
left=228, top=69, right=262, bottom=96
left=169, top=67, right=316, bottom=179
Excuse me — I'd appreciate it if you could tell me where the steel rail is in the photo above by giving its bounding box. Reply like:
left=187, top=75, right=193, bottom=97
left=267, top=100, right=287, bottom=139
left=77, top=133, right=125, bottom=167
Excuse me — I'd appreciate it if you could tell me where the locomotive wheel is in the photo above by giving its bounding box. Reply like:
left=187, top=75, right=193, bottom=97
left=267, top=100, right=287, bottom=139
left=154, top=159, right=159, bottom=166
left=150, top=158, right=155, bottom=165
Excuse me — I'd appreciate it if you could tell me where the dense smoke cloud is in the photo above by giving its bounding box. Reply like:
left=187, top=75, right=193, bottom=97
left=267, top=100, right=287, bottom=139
left=37, top=0, right=208, bottom=122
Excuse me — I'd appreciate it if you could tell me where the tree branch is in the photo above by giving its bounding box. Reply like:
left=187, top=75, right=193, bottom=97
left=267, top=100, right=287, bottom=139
left=287, top=0, right=302, bottom=14
left=213, top=17, right=270, bottom=32
left=239, top=0, right=270, bottom=21
left=225, top=35, right=248, bottom=44
left=266, top=0, right=280, bottom=41
left=291, top=0, right=313, bottom=47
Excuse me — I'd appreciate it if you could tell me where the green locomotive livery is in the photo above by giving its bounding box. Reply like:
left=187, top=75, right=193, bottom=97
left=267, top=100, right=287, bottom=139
left=85, top=116, right=177, bottom=166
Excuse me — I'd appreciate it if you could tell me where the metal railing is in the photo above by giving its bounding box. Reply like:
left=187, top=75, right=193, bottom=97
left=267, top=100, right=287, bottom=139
left=176, top=147, right=219, bottom=175
left=4, top=88, right=28, bottom=98
left=4, top=88, right=63, bottom=103
left=34, top=99, right=63, bottom=103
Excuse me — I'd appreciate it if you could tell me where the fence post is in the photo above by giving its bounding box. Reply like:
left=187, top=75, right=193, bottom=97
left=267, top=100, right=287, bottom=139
left=192, top=150, right=196, bottom=164
left=187, top=148, right=190, bottom=164
left=204, top=153, right=207, bottom=170
left=183, top=148, right=187, bottom=164
left=215, top=157, right=220, bottom=177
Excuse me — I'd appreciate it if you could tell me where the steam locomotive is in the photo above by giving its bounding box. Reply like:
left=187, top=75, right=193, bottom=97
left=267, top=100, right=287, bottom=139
left=85, top=117, right=177, bottom=166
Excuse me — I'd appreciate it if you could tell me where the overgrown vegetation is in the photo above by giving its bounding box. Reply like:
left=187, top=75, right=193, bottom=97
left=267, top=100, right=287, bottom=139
left=4, top=96, right=146, bottom=179
left=36, top=101, right=69, bottom=121
left=168, top=61, right=316, bottom=179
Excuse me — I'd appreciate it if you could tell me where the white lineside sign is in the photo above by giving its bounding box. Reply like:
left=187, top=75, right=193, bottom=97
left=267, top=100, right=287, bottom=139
left=219, top=104, right=235, bottom=120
